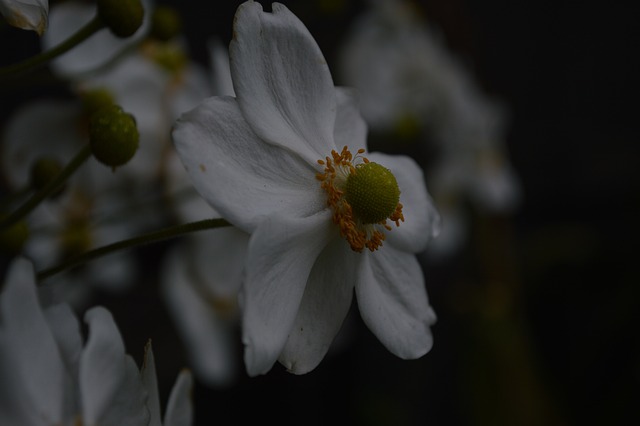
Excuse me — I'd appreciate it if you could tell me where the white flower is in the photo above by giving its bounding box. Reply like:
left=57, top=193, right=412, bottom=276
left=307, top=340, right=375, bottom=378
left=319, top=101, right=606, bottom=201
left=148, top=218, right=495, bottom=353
left=339, top=0, right=454, bottom=133
left=173, top=1, right=439, bottom=376
left=0, top=0, right=48, bottom=35
left=0, top=257, right=193, bottom=425
left=339, top=0, right=521, bottom=256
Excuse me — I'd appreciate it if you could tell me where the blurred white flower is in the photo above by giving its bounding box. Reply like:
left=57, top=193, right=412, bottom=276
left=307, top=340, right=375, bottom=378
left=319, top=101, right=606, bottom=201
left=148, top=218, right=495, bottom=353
left=161, top=225, right=248, bottom=387
left=78, top=49, right=212, bottom=183
left=0, top=0, right=48, bottom=34
left=42, top=0, right=151, bottom=77
left=173, top=1, right=440, bottom=376
left=1, top=100, right=142, bottom=308
left=339, top=0, right=521, bottom=257
left=160, top=42, right=247, bottom=387
left=1, top=2, right=212, bottom=306
left=0, top=257, right=193, bottom=426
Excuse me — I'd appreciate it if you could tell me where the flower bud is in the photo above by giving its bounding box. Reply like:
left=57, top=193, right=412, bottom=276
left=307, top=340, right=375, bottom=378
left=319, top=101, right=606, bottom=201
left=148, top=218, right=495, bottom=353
left=150, top=6, right=182, bottom=41
left=89, top=105, right=139, bottom=169
left=97, top=0, right=145, bottom=38
left=30, top=157, right=66, bottom=197
left=81, top=88, right=116, bottom=118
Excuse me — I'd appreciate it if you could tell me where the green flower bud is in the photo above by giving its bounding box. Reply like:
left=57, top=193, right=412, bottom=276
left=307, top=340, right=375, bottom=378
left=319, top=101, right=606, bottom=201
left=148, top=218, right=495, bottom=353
left=81, top=88, right=116, bottom=118
left=0, top=216, right=29, bottom=255
left=345, top=162, right=400, bottom=224
left=150, top=6, right=182, bottom=41
left=29, top=157, right=66, bottom=197
left=97, top=0, right=145, bottom=38
left=89, top=105, right=139, bottom=169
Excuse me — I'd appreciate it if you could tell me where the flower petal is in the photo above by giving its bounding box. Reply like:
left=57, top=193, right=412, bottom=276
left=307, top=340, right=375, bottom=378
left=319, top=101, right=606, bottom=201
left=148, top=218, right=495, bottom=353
left=369, top=152, right=440, bottom=253
left=172, top=96, right=325, bottom=232
left=208, top=38, right=235, bottom=96
left=43, top=304, right=83, bottom=417
left=79, top=307, right=149, bottom=426
left=140, top=341, right=162, bottom=426
left=164, top=153, right=218, bottom=223
left=333, top=87, right=368, bottom=154
left=43, top=305, right=83, bottom=373
left=163, top=370, right=194, bottom=426
left=0, top=0, right=48, bottom=34
left=230, top=1, right=337, bottom=163
left=242, top=210, right=335, bottom=376
left=279, top=239, right=359, bottom=374
left=0, top=333, right=33, bottom=425
left=356, top=247, right=436, bottom=359
left=161, top=239, right=241, bottom=387
left=0, top=258, right=65, bottom=424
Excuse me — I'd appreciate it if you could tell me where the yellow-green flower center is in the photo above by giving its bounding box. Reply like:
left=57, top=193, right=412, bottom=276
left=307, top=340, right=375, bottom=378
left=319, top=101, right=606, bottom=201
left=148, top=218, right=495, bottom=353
left=345, top=163, right=400, bottom=224
left=317, top=146, right=404, bottom=252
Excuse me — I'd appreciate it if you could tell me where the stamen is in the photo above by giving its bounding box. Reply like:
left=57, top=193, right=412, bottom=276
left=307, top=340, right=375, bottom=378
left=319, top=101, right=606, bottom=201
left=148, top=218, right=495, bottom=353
left=316, top=146, right=404, bottom=252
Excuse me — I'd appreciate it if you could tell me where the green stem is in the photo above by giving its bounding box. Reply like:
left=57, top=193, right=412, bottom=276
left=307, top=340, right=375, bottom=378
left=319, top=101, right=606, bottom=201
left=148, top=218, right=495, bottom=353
left=1, top=145, right=92, bottom=229
left=36, top=218, right=231, bottom=282
left=0, top=16, right=105, bottom=78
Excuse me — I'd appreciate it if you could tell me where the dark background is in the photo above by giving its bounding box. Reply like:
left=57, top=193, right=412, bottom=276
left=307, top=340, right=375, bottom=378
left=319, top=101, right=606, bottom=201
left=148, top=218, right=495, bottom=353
left=2, top=1, right=639, bottom=425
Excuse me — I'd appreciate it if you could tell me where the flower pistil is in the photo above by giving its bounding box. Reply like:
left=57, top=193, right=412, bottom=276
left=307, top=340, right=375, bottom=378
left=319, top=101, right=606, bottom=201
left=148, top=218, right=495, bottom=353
left=317, top=146, right=404, bottom=252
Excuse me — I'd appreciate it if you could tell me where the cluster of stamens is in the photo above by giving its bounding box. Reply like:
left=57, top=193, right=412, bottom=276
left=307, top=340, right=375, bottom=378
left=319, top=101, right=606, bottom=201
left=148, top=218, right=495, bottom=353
left=316, top=146, right=404, bottom=252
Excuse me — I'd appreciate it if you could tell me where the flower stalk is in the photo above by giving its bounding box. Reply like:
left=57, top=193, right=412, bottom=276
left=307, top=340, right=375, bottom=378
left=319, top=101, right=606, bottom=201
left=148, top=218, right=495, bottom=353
left=0, top=144, right=92, bottom=230
left=0, top=16, right=105, bottom=78
left=36, top=218, right=231, bottom=282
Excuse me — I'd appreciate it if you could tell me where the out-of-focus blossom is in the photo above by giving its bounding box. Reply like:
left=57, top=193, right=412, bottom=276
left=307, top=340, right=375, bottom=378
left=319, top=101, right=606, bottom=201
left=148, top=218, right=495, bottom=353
left=161, top=224, right=248, bottom=386
left=0, top=0, right=48, bottom=35
left=1, top=2, right=211, bottom=306
left=42, top=0, right=151, bottom=78
left=0, top=257, right=193, bottom=426
left=78, top=49, right=211, bottom=184
left=173, top=1, right=440, bottom=376
left=161, top=42, right=247, bottom=387
left=1, top=100, right=142, bottom=308
left=38, top=0, right=211, bottom=185
left=339, top=0, right=521, bottom=257
left=163, top=144, right=248, bottom=387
